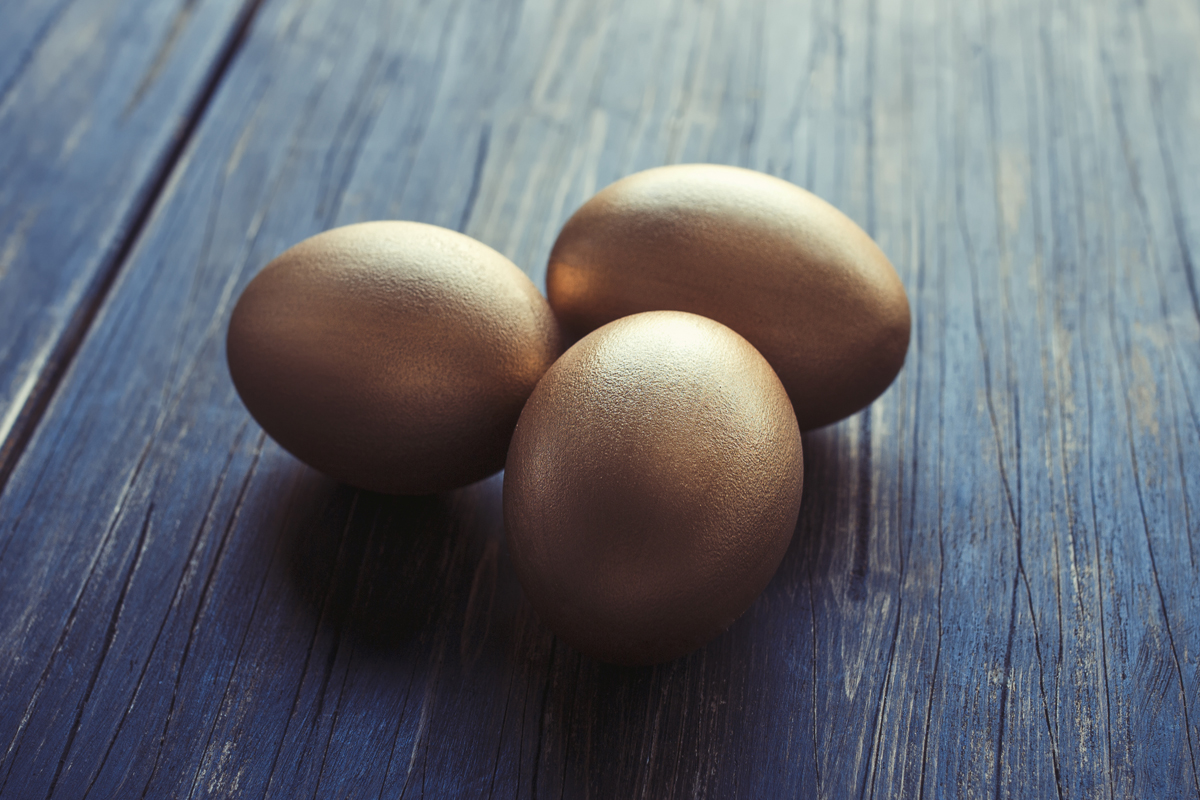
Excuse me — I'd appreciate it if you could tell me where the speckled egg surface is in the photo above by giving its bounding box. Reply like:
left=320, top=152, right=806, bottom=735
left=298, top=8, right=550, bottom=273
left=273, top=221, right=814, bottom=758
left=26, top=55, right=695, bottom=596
left=226, top=221, right=563, bottom=495
left=503, top=311, right=804, bottom=665
left=547, top=164, right=911, bottom=430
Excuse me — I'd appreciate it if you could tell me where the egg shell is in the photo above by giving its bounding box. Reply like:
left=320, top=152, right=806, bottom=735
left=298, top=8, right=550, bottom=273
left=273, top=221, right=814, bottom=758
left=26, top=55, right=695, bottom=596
left=547, top=164, right=911, bottom=430
left=226, top=221, right=563, bottom=495
left=503, top=311, right=804, bottom=666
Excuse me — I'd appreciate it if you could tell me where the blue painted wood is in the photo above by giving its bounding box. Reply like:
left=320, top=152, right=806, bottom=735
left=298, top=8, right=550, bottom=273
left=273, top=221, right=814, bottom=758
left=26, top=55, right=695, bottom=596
left=0, top=0, right=258, bottom=478
left=0, top=0, right=1198, bottom=796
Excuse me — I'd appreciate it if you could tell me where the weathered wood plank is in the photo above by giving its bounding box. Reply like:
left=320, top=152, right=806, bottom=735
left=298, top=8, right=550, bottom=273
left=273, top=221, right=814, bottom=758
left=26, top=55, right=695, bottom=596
left=0, top=0, right=1198, bottom=796
left=0, top=0, right=258, bottom=479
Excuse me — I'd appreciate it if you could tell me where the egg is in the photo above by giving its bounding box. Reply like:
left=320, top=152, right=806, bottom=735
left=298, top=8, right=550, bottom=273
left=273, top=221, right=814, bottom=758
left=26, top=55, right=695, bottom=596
left=503, top=311, right=804, bottom=665
left=547, top=164, right=911, bottom=430
left=226, top=221, right=563, bottom=495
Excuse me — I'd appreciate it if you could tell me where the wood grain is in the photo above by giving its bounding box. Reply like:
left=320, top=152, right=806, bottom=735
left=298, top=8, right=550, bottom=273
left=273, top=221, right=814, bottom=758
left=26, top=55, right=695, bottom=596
left=0, top=0, right=258, bottom=480
left=0, top=0, right=1198, bottom=796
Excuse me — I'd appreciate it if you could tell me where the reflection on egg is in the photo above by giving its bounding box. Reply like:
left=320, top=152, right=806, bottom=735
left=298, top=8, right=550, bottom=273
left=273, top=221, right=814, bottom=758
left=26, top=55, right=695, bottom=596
left=503, top=311, right=804, bottom=665
left=226, top=221, right=563, bottom=495
left=547, top=164, right=911, bottom=429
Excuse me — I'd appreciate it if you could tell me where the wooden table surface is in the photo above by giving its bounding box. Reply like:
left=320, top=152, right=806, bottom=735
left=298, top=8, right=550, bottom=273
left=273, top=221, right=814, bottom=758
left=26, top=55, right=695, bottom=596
left=2, top=0, right=1199, bottom=796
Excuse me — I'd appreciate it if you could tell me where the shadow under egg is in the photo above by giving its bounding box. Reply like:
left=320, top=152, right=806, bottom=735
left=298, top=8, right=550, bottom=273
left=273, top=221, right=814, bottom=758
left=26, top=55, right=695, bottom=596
left=282, top=470, right=508, bottom=656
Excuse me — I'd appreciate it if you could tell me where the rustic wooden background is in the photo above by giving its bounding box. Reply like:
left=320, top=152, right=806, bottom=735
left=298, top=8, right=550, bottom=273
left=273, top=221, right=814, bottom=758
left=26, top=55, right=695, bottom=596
left=1, top=0, right=1198, bottom=796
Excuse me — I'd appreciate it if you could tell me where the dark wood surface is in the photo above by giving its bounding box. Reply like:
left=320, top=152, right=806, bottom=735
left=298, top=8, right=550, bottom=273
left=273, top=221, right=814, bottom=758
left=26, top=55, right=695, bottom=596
left=1, top=0, right=1198, bottom=796
left=0, top=0, right=257, bottom=481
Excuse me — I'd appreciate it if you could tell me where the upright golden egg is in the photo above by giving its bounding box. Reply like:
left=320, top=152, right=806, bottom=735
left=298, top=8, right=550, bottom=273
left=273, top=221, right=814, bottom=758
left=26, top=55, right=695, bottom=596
left=503, top=311, right=804, bottom=665
left=226, top=221, right=563, bottom=494
left=547, top=164, right=910, bottom=429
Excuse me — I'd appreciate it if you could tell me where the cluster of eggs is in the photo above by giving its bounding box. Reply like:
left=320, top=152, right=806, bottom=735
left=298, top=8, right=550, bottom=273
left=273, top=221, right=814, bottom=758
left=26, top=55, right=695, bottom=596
left=226, top=164, right=910, bottom=665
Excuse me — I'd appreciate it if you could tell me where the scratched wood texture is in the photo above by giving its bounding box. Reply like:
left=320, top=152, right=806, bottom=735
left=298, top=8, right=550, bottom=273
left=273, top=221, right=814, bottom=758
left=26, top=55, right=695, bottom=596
left=1, top=0, right=1199, bottom=796
left=0, top=0, right=258, bottom=480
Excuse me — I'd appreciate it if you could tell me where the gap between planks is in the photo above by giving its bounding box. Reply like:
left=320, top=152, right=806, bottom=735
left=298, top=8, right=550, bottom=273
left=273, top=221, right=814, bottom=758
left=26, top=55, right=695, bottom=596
left=0, top=0, right=268, bottom=497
